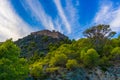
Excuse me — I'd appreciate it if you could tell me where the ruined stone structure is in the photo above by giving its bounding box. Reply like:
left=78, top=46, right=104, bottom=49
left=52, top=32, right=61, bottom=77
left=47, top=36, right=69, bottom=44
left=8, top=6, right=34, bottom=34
left=31, top=30, right=67, bottom=39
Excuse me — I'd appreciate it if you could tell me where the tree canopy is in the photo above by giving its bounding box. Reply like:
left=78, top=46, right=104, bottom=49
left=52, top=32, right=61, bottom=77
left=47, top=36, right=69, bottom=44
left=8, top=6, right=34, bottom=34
left=0, top=39, right=28, bottom=80
left=83, top=24, right=116, bottom=54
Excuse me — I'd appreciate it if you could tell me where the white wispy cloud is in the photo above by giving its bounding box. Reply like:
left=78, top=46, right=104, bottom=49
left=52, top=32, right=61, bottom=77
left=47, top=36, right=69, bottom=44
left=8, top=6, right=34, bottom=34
left=65, top=0, right=79, bottom=27
left=54, top=0, right=71, bottom=34
left=93, top=1, right=120, bottom=32
left=21, top=0, right=55, bottom=31
left=0, top=0, right=33, bottom=42
left=64, top=0, right=81, bottom=39
left=53, top=17, right=64, bottom=33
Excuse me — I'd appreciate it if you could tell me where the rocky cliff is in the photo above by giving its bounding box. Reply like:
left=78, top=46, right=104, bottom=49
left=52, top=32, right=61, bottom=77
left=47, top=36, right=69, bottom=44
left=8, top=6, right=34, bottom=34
left=44, top=67, right=120, bottom=80
left=86, top=67, right=120, bottom=80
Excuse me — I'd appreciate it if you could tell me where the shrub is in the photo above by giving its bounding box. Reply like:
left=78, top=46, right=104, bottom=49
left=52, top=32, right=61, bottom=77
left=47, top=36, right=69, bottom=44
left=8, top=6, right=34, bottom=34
left=66, top=59, right=79, bottom=70
left=50, top=54, right=67, bottom=67
left=111, top=47, right=120, bottom=60
left=83, top=49, right=100, bottom=68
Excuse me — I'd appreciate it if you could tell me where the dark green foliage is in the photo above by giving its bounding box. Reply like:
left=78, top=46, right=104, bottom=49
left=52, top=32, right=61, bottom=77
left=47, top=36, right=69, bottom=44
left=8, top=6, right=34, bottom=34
left=111, top=38, right=120, bottom=47
left=42, top=36, right=48, bottom=42
left=102, top=44, right=113, bottom=56
left=99, top=56, right=110, bottom=67
left=0, top=39, right=28, bottom=80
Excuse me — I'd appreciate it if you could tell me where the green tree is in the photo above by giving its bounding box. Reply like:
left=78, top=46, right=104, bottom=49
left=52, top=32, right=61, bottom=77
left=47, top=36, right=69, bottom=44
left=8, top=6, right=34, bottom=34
left=83, top=49, right=100, bottom=68
left=83, top=24, right=116, bottom=54
left=0, top=39, right=28, bottom=80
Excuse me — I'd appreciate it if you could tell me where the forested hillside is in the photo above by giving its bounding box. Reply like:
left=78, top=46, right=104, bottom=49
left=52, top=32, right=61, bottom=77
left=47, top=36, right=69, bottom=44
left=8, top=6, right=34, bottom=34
left=1, top=24, right=120, bottom=80
left=15, top=30, right=71, bottom=58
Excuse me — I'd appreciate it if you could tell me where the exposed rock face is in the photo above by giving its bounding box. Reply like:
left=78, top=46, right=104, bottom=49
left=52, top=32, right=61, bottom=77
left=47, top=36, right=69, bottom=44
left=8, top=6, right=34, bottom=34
left=86, top=67, right=120, bottom=80
left=31, top=30, right=66, bottom=39
left=44, top=67, right=120, bottom=80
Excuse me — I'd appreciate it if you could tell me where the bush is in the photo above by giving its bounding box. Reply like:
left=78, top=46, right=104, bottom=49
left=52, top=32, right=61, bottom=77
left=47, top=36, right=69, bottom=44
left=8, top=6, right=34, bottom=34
left=83, top=49, right=100, bottom=68
left=66, top=59, right=79, bottom=70
left=49, top=54, right=67, bottom=67
left=111, top=47, right=120, bottom=60
left=30, top=62, right=45, bottom=78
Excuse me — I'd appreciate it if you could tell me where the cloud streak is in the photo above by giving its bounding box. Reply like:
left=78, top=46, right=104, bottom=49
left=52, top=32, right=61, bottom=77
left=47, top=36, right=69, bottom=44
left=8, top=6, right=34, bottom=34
left=65, top=0, right=79, bottom=25
left=0, top=0, right=33, bottom=41
left=93, top=1, right=120, bottom=32
left=21, top=0, right=55, bottom=31
left=54, top=0, right=71, bottom=34
left=64, top=0, right=81, bottom=39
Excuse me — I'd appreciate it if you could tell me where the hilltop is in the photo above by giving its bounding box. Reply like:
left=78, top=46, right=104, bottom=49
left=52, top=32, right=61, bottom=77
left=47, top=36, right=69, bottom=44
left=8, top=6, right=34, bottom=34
left=15, top=30, right=71, bottom=58
left=31, top=30, right=66, bottom=39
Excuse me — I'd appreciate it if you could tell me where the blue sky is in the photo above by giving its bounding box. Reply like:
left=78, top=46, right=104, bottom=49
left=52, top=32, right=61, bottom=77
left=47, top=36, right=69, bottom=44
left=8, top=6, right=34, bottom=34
left=0, top=0, right=120, bottom=41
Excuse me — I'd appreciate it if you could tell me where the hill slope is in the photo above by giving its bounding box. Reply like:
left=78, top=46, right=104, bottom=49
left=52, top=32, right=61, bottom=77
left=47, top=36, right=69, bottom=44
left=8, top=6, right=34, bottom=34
left=15, top=30, right=71, bottom=58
